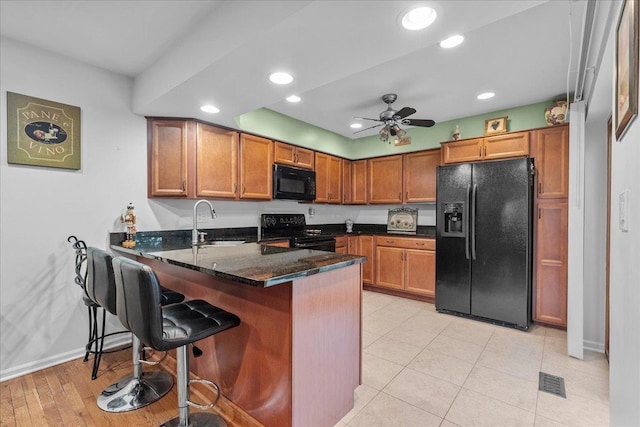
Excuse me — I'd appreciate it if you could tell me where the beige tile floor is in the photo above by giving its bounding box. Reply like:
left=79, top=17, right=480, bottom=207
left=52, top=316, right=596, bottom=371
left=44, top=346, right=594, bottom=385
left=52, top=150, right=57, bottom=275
left=335, top=291, right=610, bottom=427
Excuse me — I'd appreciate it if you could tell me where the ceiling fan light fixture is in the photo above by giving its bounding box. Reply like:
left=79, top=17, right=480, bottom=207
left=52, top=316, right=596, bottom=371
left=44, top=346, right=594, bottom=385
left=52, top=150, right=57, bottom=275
left=379, top=127, right=389, bottom=142
left=286, top=95, right=301, bottom=103
left=269, top=72, right=294, bottom=85
left=401, top=6, right=437, bottom=31
left=200, top=104, right=220, bottom=113
left=396, top=128, right=407, bottom=137
left=439, top=34, right=464, bottom=48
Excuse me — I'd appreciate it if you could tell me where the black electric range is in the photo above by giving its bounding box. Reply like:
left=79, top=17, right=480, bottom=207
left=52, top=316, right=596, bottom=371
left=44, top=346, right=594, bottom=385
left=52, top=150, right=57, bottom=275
left=260, top=213, right=336, bottom=251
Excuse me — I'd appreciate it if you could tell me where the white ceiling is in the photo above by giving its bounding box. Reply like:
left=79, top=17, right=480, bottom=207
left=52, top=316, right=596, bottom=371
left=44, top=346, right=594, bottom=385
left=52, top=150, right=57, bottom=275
left=0, top=0, right=587, bottom=140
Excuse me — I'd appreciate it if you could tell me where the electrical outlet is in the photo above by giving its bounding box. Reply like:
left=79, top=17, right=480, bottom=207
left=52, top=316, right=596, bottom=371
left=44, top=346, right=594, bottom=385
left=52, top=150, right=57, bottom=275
left=198, top=212, right=211, bottom=222
left=619, top=190, right=630, bottom=232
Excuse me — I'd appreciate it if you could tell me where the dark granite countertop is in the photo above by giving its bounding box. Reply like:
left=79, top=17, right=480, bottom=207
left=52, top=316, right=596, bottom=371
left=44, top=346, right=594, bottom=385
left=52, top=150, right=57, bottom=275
left=111, top=242, right=366, bottom=288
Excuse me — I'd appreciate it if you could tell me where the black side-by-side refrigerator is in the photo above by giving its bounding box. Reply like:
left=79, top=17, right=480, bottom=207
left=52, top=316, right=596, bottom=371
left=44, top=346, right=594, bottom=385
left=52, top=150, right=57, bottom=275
left=435, top=157, right=533, bottom=330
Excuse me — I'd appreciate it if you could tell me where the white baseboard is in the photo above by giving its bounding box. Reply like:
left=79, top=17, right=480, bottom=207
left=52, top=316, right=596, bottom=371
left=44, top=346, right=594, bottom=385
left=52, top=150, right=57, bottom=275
left=0, top=334, right=131, bottom=383
left=584, top=339, right=605, bottom=353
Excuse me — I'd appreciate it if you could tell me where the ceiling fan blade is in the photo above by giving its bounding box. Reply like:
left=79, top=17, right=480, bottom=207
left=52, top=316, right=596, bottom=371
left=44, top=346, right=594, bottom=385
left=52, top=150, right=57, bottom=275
left=403, top=118, right=436, bottom=127
left=354, top=117, right=382, bottom=122
left=395, top=107, right=416, bottom=119
left=353, top=123, right=384, bottom=134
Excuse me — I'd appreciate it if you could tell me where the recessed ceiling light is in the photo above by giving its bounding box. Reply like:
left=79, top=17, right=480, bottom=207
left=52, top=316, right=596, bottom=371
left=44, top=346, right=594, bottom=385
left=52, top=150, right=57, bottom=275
left=350, top=123, right=363, bottom=129
left=401, top=7, right=437, bottom=31
left=269, top=72, right=294, bottom=85
left=477, top=92, right=495, bottom=100
left=200, top=104, right=220, bottom=113
left=439, top=34, right=464, bottom=48
left=286, top=95, right=301, bottom=103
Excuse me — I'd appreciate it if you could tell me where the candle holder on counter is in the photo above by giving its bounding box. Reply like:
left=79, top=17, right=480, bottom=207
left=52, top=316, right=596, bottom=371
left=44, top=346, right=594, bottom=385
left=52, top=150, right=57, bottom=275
left=120, top=202, right=137, bottom=248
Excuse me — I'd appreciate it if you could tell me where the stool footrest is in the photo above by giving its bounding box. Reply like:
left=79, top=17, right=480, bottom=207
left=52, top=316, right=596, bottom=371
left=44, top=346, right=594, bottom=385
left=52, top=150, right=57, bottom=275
left=186, top=379, right=221, bottom=410
left=139, top=348, right=168, bottom=366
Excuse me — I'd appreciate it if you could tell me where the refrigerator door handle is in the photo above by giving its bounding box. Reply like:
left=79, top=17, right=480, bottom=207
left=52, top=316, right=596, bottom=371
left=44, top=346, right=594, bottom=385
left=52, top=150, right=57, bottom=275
left=465, top=184, right=471, bottom=260
left=471, top=183, right=477, bottom=260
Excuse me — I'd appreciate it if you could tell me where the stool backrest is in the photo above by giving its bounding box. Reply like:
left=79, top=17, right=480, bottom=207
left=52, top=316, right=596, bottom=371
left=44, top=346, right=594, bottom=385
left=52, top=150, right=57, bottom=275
left=68, top=236, right=88, bottom=293
left=112, top=257, right=165, bottom=349
left=86, top=248, right=117, bottom=314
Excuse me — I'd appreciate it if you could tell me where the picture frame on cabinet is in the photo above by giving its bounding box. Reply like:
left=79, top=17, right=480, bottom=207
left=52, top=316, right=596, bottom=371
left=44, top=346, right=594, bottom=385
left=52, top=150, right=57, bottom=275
left=6, top=92, right=81, bottom=170
left=484, top=116, right=508, bottom=136
left=615, top=0, right=638, bottom=140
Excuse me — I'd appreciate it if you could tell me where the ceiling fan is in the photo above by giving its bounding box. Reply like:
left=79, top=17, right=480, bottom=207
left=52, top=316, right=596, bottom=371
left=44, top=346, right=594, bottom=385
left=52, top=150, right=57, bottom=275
left=354, top=93, right=435, bottom=143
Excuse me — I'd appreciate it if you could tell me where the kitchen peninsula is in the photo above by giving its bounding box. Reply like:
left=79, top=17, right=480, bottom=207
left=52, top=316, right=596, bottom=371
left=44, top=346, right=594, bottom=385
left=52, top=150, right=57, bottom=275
left=112, top=240, right=366, bottom=427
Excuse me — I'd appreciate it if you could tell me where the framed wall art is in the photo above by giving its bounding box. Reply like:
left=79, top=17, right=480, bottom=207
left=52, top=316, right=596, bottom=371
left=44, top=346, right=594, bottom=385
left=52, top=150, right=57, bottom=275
left=7, top=92, right=81, bottom=170
left=484, top=116, right=508, bottom=136
left=615, top=0, right=638, bottom=140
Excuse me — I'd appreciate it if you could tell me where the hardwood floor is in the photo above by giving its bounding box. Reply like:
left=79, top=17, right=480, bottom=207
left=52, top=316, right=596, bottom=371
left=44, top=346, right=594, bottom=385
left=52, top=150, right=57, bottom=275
left=0, top=347, right=258, bottom=427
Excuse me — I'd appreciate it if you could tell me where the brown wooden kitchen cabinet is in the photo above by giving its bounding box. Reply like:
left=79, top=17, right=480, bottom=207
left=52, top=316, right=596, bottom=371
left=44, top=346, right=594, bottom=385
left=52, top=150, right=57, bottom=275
left=239, top=134, right=273, bottom=200
left=441, top=132, right=529, bottom=165
left=273, top=141, right=314, bottom=170
left=441, top=137, right=483, bottom=164
left=403, top=149, right=440, bottom=202
left=148, top=119, right=193, bottom=198
left=351, top=160, right=367, bottom=204
left=533, top=125, right=569, bottom=198
left=148, top=118, right=272, bottom=200
left=532, top=124, right=569, bottom=327
left=342, top=159, right=352, bottom=204
left=315, top=152, right=342, bottom=203
left=484, top=131, right=530, bottom=160
left=356, top=235, right=375, bottom=285
left=196, top=122, right=239, bottom=199
left=373, top=236, right=436, bottom=299
left=534, top=199, right=568, bottom=327
left=368, top=155, right=403, bottom=204
left=335, top=235, right=347, bottom=254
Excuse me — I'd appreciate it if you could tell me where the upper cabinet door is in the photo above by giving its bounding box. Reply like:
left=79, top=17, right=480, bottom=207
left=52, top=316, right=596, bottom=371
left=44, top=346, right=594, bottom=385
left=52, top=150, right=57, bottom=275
left=351, top=160, right=368, bottom=204
left=294, top=146, right=315, bottom=169
left=441, top=138, right=483, bottom=164
left=403, top=149, right=440, bottom=203
left=342, top=159, right=352, bottom=204
left=534, top=125, right=569, bottom=198
left=274, top=141, right=314, bottom=169
left=368, top=155, right=403, bottom=204
left=484, top=131, right=530, bottom=160
left=148, top=119, right=193, bottom=198
left=315, top=152, right=330, bottom=203
left=328, top=155, right=342, bottom=204
left=196, top=123, right=238, bottom=199
left=239, top=134, right=273, bottom=200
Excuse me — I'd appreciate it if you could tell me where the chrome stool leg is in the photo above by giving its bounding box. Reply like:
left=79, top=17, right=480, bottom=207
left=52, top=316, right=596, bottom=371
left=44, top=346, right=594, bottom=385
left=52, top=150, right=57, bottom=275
left=97, top=335, right=173, bottom=412
left=161, top=345, right=226, bottom=427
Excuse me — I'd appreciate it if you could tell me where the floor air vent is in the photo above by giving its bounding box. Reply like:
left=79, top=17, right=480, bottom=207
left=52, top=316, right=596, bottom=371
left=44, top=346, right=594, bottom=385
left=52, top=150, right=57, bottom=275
left=539, top=372, right=566, bottom=398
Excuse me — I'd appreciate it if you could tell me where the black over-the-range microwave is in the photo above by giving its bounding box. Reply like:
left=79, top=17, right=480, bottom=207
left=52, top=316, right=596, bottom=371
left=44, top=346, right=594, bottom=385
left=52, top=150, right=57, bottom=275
left=272, top=164, right=316, bottom=201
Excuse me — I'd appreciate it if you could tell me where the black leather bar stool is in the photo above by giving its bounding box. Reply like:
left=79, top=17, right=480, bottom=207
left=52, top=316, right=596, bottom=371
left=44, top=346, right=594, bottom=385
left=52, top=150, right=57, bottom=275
left=112, top=257, right=240, bottom=427
left=68, top=236, right=133, bottom=380
left=85, top=247, right=185, bottom=413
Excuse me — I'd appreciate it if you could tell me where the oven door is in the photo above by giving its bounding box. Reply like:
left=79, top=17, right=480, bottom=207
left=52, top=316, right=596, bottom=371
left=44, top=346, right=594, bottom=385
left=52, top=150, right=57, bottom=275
left=293, top=237, right=336, bottom=252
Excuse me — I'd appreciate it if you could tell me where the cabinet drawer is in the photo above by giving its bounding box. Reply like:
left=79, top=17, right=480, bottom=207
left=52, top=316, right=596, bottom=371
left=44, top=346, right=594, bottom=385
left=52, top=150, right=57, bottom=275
left=376, top=236, right=435, bottom=250
left=335, top=236, right=347, bottom=248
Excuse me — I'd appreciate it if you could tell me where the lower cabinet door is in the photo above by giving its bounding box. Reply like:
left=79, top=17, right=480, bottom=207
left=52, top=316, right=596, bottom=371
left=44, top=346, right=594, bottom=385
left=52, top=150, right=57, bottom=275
left=404, top=249, right=435, bottom=297
left=375, top=246, right=404, bottom=290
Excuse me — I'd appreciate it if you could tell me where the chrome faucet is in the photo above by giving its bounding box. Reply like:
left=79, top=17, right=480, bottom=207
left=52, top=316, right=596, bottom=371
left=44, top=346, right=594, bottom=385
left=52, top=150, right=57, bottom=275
left=192, top=200, right=217, bottom=245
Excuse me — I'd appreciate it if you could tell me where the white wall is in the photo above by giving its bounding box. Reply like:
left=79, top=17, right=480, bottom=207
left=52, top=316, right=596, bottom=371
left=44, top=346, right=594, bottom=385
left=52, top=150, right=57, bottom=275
left=608, top=76, right=640, bottom=427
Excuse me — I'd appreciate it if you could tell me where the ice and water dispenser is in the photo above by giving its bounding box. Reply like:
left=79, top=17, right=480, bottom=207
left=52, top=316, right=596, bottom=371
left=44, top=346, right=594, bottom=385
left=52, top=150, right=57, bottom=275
left=442, top=202, right=465, bottom=237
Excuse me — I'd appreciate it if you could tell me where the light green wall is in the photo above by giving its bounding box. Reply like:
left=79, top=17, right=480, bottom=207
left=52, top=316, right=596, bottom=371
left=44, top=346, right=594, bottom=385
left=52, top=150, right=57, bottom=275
left=235, top=100, right=554, bottom=160
left=235, top=108, right=351, bottom=158
left=347, top=100, right=553, bottom=159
